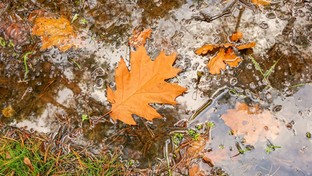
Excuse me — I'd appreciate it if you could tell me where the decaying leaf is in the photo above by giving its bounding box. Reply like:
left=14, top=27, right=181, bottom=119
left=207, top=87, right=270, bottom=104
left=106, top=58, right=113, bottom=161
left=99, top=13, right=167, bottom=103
left=195, top=32, right=255, bottom=74
left=32, top=16, right=76, bottom=52
left=221, top=103, right=280, bottom=145
left=251, top=0, right=271, bottom=6
left=107, top=46, right=187, bottom=125
left=129, top=28, right=152, bottom=48
left=2, top=105, right=15, bottom=118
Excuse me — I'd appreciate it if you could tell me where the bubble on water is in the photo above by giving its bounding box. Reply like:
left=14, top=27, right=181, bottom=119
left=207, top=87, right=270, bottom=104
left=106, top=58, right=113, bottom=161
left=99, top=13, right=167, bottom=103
left=246, top=63, right=253, bottom=69
left=259, top=22, right=269, bottom=29
left=229, top=77, right=237, bottom=86
left=234, top=86, right=244, bottom=93
left=223, top=77, right=228, bottom=82
left=249, top=82, right=256, bottom=89
left=109, top=82, right=116, bottom=89
left=275, top=34, right=284, bottom=42
left=273, top=105, right=282, bottom=112
left=94, top=78, right=104, bottom=89
left=192, top=62, right=199, bottom=71
left=27, top=87, right=33, bottom=92
left=266, top=12, right=276, bottom=19
left=265, top=91, right=272, bottom=100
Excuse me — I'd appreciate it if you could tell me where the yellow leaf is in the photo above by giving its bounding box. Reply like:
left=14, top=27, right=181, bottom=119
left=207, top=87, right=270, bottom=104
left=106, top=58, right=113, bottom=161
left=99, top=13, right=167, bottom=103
left=32, top=16, right=76, bottom=52
left=107, top=46, right=187, bottom=125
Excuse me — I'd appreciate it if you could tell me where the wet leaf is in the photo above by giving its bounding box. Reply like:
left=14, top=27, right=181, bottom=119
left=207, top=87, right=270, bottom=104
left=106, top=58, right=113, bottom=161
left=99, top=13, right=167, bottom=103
left=207, top=48, right=241, bottom=74
left=202, top=149, right=228, bottom=167
left=129, top=28, right=152, bottom=48
left=251, top=0, right=271, bottom=6
left=23, top=157, right=34, bottom=171
left=2, top=105, right=15, bottom=118
left=236, top=42, right=256, bottom=50
left=230, top=31, right=243, bottom=42
left=32, top=16, right=76, bottom=52
left=107, top=46, right=187, bottom=125
left=221, top=103, right=280, bottom=145
left=186, top=136, right=207, bottom=158
left=189, top=164, right=205, bottom=176
left=195, top=32, right=255, bottom=74
left=195, top=44, right=218, bottom=55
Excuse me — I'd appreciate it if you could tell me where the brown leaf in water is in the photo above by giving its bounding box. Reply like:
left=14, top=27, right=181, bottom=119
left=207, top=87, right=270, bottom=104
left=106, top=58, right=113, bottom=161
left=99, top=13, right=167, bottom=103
left=189, top=163, right=205, bottom=176
left=107, top=46, right=187, bottom=125
left=186, top=136, right=207, bottom=158
left=129, top=28, right=152, bottom=48
left=32, top=16, right=76, bottom=52
left=251, top=0, right=271, bottom=6
left=221, top=103, right=280, bottom=145
left=202, top=149, right=228, bottom=167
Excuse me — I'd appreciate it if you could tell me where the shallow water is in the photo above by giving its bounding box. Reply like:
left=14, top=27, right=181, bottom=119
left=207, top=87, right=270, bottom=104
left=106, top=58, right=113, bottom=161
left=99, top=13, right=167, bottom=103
left=0, top=0, right=311, bottom=174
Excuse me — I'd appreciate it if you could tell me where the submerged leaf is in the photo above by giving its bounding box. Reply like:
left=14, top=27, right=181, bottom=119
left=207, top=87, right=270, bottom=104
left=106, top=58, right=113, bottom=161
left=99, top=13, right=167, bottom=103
left=32, top=16, right=76, bottom=52
left=107, top=46, right=187, bottom=125
left=221, top=103, right=280, bottom=145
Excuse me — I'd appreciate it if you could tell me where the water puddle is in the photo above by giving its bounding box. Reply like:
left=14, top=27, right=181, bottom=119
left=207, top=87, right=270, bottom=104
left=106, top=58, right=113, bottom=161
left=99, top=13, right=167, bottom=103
left=0, top=0, right=311, bottom=174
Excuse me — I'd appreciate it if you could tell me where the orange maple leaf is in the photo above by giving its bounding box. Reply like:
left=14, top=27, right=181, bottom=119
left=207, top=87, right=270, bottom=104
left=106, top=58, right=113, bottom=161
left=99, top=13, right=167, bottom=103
left=251, top=0, right=271, bottom=6
left=107, top=46, right=187, bottom=125
left=129, top=28, right=152, bottom=48
left=32, top=16, right=76, bottom=52
left=221, top=103, right=280, bottom=145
